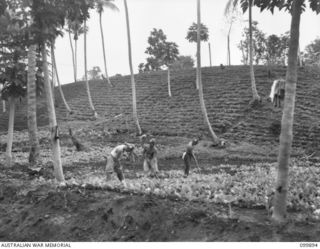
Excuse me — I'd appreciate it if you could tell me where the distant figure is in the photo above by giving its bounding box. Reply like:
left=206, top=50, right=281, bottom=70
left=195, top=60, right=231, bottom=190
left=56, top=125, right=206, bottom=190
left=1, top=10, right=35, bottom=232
left=143, top=138, right=159, bottom=177
left=105, top=143, right=137, bottom=186
left=182, top=138, right=200, bottom=177
left=269, top=79, right=285, bottom=108
left=220, top=64, right=225, bottom=70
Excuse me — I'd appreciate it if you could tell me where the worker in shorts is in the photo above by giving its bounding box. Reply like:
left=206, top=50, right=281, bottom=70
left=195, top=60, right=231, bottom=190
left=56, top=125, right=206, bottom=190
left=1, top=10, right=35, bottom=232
left=182, top=138, right=200, bottom=177
left=105, top=143, right=137, bottom=186
left=142, top=138, right=159, bottom=177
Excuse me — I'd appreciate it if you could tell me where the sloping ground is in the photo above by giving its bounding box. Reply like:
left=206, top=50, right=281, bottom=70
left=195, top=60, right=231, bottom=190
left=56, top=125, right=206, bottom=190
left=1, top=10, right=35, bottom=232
left=1, top=65, right=320, bottom=149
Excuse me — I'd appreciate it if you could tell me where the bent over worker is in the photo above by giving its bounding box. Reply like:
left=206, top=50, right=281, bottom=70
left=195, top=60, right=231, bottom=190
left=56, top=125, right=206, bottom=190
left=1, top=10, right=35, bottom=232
left=105, top=143, right=136, bottom=185
left=143, top=138, right=159, bottom=177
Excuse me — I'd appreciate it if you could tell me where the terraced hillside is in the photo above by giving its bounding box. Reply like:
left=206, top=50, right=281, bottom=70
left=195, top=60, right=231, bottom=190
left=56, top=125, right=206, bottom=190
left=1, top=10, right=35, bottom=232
left=0, top=65, right=319, bottom=149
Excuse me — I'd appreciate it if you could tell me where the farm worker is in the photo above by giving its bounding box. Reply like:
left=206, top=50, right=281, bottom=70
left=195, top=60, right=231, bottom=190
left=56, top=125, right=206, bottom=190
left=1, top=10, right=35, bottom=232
left=143, top=138, right=159, bottom=177
left=269, top=79, right=285, bottom=107
left=182, top=138, right=200, bottom=177
left=105, top=142, right=137, bottom=186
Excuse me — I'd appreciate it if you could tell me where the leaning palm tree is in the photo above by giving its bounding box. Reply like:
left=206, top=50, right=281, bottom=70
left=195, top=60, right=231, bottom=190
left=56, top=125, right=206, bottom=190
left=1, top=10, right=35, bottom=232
left=83, top=19, right=98, bottom=118
left=123, top=0, right=142, bottom=135
left=67, top=19, right=85, bottom=83
left=225, top=0, right=260, bottom=102
left=197, top=0, right=219, bottom=144
left=95, top=0, right=119, bottom=87
left=67, top=25, right=77, bottom=83
left=51, top=39, right=73, bottom=114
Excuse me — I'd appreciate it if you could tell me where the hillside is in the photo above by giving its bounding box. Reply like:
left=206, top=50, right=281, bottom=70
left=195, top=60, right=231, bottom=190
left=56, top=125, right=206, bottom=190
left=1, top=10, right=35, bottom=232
left=1, top=65, right=320, bottom=150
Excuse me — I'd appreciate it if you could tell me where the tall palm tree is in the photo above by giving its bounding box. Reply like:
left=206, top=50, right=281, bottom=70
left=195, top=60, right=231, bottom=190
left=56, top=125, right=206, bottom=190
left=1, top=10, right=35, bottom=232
left=41, top=43, right=64, bottom=181
left=67, top=27, right=77, bottom=83
left=186, top=22, right=209, bottom=90
left=96, top=0, right=119, bottom=87
left=27, top=44, right=40, bottom=164
left=84, top=19, right=98, bottom=118
left=67, top=20, right=85, bottom=83
left=51, top=39, right=73, bottom=114
left=6, top=96, right=15, bottom=166
left=197, top=0, right=219, bottom=143
left=272, top=0, right=302, bottom=223
left=123, top=0, right=142, bottom=135
left=225, top=0, right=260, bottom=102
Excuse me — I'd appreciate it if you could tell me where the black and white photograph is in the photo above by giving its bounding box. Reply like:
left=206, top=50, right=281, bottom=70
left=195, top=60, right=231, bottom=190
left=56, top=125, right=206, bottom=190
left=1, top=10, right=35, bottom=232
left=0, top=0, right=320, bottom=245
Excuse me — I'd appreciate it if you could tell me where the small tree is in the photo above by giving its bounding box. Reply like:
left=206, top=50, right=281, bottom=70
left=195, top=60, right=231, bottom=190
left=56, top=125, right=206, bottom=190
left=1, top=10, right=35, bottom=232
left=85, top=66, right=103, bottom=80
left=0, top=6, right=28, bottom=167
left=303, top=38, right=320, bottom=67
left=186, top=22, right=209, bottom=89
left=163, top=41, right=179, bottom=97
left=224, top=2, right=242, bottom=66
left=227, top=0, right=261, bottom=102
left=171, top=55, right=194, bottom=71
left=141, top=28, right=179, bottom=97
left=238, top=21, right=267, bottom=65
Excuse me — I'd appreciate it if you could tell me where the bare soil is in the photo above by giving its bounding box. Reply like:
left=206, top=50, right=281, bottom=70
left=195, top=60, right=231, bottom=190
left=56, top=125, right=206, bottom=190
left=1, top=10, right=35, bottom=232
left=1, top=156, right=320, bottom=242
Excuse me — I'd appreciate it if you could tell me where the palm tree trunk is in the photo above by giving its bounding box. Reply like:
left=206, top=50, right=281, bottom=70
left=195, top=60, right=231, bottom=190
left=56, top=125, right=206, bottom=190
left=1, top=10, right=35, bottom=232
left=68, top=31, right=77, bottom=83
left=42, top=44, right=65, bottom=182
left=227, top=34, right=231, bottom=66
left=84, top=19, right=98, bottom=118
left=168, top=67, right=172, bottom=97
left=99, top=12, right=112, bottom=87
left=2, top=101, right=5, bottom=112
left=208, top=42, right=212, bottom=67
left=124, top=0, right=142, bottom=135
left=194, top=43, right=199, bottom=89
left=27, top=44, right=40, bottom=164
left=248, top=1, right=260, bottom=101
left=197, top=0, right=219, bottom=144
left=51, top=40, right=73, bottom=114
left=75, top=39, right=78, bottom=82
left=272, top=0, right=302, bottom=223
left=6, top=96, right=15, bottom=167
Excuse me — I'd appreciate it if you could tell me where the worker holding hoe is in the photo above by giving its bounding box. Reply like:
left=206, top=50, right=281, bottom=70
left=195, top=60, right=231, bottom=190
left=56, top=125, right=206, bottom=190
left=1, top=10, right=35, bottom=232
left=105, top=142, right=137, bottom=186
left=182, top=138, right=200, bottom=177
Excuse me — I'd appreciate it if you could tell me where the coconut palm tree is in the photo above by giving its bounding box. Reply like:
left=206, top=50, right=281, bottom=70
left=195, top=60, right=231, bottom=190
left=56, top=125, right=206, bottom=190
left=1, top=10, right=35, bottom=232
left=83, top=19, right=98, bottom=118
left=66, top=19, right=85, bottom=83
left=123, top=0, right=142, bottom=135
left=197, top=0, right=219, bottom=143
left=51, top=39, right=73, bottom=114
left=225, top=0, right=260, bottom=102
left=95, top=0, right=119, bottom=87
left=67, top=26, right=77, bottom=83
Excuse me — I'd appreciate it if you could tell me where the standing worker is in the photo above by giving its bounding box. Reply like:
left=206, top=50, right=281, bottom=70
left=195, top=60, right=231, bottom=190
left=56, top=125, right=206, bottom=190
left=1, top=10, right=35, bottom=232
left=182, top=138, right=200, bottom=177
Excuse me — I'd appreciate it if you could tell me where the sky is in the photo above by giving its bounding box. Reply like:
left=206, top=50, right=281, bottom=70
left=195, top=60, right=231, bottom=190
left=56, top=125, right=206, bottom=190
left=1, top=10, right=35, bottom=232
left=54, top=0, right=320, bottom=85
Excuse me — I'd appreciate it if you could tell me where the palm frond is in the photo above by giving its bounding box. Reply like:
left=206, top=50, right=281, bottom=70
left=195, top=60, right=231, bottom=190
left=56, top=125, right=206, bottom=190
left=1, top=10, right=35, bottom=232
left=96, top=0, right=119, bottom=13
left=224, top=0, right=239, bottom=16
